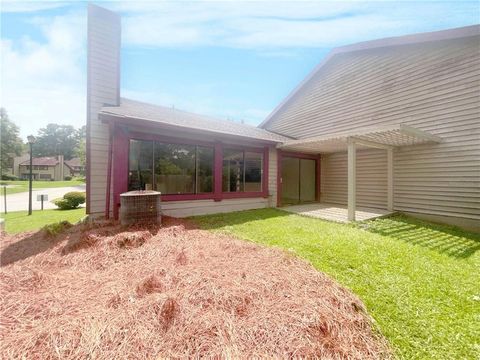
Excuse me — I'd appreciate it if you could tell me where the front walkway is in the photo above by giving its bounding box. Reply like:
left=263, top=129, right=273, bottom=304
left=282, top=203, right=393, bottom=222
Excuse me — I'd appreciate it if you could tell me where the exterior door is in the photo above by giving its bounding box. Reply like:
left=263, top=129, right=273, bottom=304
left=281, top=157, right=316, bottom=205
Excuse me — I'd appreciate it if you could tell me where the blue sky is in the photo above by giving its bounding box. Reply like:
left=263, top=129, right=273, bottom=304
left=1, top=1, right=478, bottom=139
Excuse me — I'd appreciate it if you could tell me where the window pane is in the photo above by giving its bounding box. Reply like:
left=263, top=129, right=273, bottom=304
left=196, top=146, right=213, bottom=193
left=244, top=151, right=263, bottom=192
left=222, top=149, right=244, bottom=192
left=128, top=140, right=153, bottom=191
left=155, top=142, right=195, bottom=194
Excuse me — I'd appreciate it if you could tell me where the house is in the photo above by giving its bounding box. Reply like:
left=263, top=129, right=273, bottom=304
left=15, top=155, right=73, bottom=181
left=86, top=5, right=479, bottom=230
left=64, top=158, right=85, bottom=177
left=12, top=155, right=81, bottom=180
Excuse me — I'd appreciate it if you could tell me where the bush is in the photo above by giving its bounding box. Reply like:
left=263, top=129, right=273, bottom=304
left=1, top=174, right=18, bottom=181
left=43, top=220, right=73, bottom=237
left=64, top=176, right=72, bottom=181
left=53, top=191, right=86, bottom=210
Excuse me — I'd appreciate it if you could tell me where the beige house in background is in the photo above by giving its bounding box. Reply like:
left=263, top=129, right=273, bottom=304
left=86, top=5, right=479, bottom=231
left=14, top=155, right=74, bottom=181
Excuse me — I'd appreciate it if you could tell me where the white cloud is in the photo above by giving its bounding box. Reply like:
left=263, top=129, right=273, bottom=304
left=109, top=1, right=478, bottom=49
left=0, top=12, right=86, bottom=139
left=0, top=1, right=67, bottom=13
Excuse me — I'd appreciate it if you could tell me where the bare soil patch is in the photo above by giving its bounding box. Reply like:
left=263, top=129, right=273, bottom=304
left=0, top=218, right=389, bottom=359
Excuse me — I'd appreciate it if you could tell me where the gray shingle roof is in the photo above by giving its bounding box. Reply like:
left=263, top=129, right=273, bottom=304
left=99, top=98, right=290, bottom=143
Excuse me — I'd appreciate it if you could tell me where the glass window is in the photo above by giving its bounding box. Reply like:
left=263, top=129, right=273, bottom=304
left=196, top=146, right=214, bottom=193
left=128, top=140, right=153, bottom=191
left=154, top=142, right=196, bottom=194
left=128, top=139, right=213, bottom=195
left=223, top=149, right=244, bottom=192
left=244, top=152, right=263, bottom=192
left=222, top=149, right=263, bottom=192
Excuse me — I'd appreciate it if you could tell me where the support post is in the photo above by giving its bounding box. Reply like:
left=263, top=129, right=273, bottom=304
left=347, top=139, right=356, bottom=221
left=387, top=148, right=393, bottom=212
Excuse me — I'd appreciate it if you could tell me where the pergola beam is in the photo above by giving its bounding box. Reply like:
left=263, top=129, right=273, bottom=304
left=350, top=137, right=394, bottom=150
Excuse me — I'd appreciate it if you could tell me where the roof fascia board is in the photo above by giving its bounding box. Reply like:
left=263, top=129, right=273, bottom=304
left=259, top=25, right=480, bottom=129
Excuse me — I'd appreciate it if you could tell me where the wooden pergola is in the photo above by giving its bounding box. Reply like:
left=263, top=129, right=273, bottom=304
left=278, top=124, right=442, bottom=221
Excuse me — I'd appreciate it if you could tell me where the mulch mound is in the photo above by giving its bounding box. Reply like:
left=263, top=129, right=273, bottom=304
left=0, top=218, right=390, bottom=359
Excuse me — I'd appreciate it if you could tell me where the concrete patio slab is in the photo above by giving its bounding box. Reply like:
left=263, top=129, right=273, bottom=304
left=282, top=203, right=393, bottom=223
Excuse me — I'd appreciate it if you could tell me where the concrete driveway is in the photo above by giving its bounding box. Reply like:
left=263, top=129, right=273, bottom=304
left=0, top=185, right=86, bottom=212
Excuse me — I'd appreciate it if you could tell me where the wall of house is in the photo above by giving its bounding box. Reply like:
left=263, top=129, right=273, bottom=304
left=87, top=4, right=120, bottom=216
left=265, top=35, right=480, bottom=221
left=19, top=165, right=57, bottom=180
left=320, top=148, right=388, bottom=209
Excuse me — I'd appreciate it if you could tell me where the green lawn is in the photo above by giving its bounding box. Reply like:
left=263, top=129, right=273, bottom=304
left=0, top=180, right=85, bottom=195
left=192, top=209, right=480, bottom=360
left=1, top=208, right=86, bottom=234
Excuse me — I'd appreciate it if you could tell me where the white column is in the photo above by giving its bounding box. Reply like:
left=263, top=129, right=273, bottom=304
left=347, top=139, right=356, bottom=221
left=387, top=148, right=393, bottom=211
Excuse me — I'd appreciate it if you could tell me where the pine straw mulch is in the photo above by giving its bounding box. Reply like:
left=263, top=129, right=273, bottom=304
left=0, top=218, right=391, bottom=359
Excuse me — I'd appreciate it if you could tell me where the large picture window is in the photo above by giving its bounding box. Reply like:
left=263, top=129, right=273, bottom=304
left=128, top=139, right=213, bottom=195
left=222, top=148, right=263, bottom=193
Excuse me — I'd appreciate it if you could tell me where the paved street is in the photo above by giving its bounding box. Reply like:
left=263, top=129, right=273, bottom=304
left=0, top=185, right=86, bottom=212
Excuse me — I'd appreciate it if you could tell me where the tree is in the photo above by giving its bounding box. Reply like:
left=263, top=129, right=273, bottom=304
left=34, top=123, right=84, bottom=160
left=0, top=108, right=24, bottom=177
left=75, top=138, right=86, bottom=166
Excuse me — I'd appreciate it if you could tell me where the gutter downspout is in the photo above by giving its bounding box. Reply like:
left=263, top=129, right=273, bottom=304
left=105, top=121, right=114, bottom=219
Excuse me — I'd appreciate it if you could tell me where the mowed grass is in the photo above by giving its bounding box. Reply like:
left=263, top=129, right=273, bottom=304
left=1, top=208, right=86, bottom=234
left=0, top=180, right=85, bottom=195
left=192, top=209, right=480, bottom=360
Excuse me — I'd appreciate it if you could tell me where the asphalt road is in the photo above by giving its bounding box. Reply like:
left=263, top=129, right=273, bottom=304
left=0, top=185, right=86, bottom=212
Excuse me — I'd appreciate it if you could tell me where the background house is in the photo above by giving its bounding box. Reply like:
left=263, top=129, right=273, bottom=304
left=13, top=155, right=78, bottom=181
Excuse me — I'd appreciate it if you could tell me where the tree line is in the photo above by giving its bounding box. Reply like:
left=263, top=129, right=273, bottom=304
left=0, top=108, right=86, bottom=177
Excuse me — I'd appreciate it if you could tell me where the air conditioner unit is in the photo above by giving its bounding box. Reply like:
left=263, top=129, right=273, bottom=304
left=119, top=191, right=161, bottom=225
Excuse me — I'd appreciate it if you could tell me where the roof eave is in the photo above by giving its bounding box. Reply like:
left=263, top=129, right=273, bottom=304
left=99, top=112, right=285, bottom=145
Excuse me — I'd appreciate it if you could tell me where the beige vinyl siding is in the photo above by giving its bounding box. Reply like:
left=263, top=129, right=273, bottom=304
left=268, top=147, right=278, bottom=207
left=161, top=198, right=270, bottom=218
left=320, top=149, right=388, bottom=209
left=87, top=5, right=120, bottom=216
left=266, top=35, right=480, bottom=220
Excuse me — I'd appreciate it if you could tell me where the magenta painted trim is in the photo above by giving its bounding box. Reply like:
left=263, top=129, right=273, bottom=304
left=112, top=126, right=129, bottom=219
left=105, top=122, right=114, bottom=219
left=222, top=191, right=264, bottom=199
left=162, top=193, right=214, bottom=201
left=214, top=142, right=223, bottom=202
left=262, top=146, right=269, bottom=197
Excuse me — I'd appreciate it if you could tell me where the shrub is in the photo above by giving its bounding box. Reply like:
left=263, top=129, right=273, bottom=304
left=43, top=220, right=73, bottom=237
left=53, top=191, right=86, bottom=210
left=64, top=176, right=72, bottom=181
left=1, top=174, right=18, bottom=181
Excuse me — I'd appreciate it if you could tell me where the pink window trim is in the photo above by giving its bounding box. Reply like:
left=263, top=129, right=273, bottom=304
left=111, top=128, right=271, bottom=219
